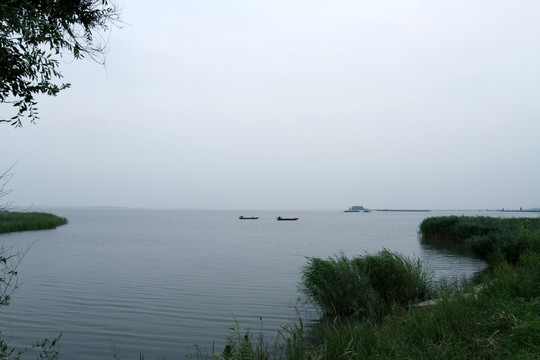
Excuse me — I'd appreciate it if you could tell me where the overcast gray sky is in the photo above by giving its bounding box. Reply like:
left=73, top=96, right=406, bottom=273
left=1, top=0, right=539, bottom=211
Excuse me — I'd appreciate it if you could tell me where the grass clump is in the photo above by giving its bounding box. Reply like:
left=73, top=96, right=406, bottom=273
left=0, top=211, right=67, bottom=234
left=299, top=249, right=433, bottom=319
left=354, top=249, right=433, bottom=306
left=299, top=253, right=376, bottom=317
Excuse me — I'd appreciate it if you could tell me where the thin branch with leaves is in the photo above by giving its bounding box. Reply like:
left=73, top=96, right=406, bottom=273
left=0, top=0, right=122, bottom=126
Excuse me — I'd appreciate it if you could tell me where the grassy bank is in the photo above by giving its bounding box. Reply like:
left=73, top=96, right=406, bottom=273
left=0, top=211, right=67, bottom=234
left=206, top=215, right=540, bottom=360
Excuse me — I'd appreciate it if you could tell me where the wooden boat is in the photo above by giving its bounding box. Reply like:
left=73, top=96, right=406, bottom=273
left=239, top=216, right=259, bottom=220
left=277, top=217, right=299, bottom=221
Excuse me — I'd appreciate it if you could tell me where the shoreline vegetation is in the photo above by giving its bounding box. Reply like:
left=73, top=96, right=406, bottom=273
left=0, top=211, right=67, bottom=234
left=210, top=215, right=540, bottom=360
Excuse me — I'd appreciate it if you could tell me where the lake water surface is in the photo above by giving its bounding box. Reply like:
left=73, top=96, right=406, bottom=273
left=0, top=209, right=530, bottom=359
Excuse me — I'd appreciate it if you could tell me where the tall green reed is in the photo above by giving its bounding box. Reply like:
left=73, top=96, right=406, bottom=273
left=299, top=250, right=433, bottom=318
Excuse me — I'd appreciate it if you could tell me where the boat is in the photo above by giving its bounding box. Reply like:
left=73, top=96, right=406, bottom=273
left=277, top=217, right=299, bottom=221
left=239, top=216, right=259, bottom=220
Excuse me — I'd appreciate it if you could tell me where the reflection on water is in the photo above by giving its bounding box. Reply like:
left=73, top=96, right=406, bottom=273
left=420, top=234, right=481, bottom=259
left=419, top=233, right=488, bottom=281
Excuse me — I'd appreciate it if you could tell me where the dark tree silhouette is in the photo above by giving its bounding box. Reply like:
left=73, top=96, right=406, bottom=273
left=0, top=0, right=120, bottom=126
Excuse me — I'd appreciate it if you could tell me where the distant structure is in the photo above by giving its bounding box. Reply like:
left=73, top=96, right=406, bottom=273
left=500, top=207, right=540, bottom=213
left=344, top=206, right=365, bottom=212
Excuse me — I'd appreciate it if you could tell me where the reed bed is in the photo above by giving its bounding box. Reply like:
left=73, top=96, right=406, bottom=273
left=0, top=211, right=67, bottom=233
left=420, top=215, right=540, bottom=264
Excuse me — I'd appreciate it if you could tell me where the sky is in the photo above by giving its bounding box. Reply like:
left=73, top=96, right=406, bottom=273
left=1, top=0, right=540, bottom=211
